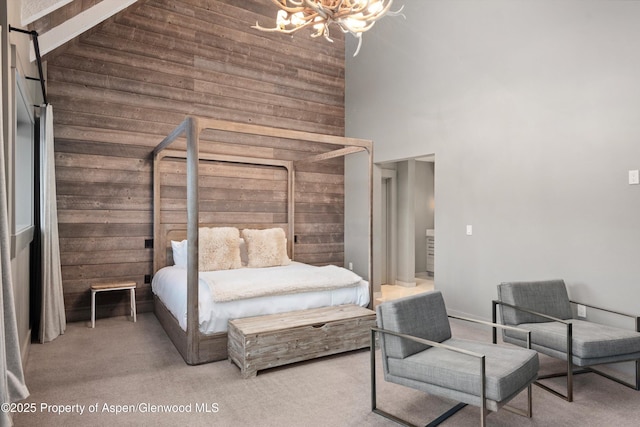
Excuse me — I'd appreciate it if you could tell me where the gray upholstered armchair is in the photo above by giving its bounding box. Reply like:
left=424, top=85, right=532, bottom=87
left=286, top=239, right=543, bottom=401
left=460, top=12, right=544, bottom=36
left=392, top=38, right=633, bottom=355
left=494, top=279, right=640, bottom=402
left=372, top=291, right=539, bottom=427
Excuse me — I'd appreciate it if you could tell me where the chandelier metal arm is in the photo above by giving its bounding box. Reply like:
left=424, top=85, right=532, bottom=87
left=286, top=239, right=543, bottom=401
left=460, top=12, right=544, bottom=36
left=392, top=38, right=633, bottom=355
left=252, top=17, right=318, bottom=34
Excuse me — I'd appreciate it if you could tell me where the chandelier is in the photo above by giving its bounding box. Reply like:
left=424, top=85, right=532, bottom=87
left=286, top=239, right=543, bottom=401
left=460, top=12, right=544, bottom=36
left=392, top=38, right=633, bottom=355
left=253, top=0, right=404, bottom=56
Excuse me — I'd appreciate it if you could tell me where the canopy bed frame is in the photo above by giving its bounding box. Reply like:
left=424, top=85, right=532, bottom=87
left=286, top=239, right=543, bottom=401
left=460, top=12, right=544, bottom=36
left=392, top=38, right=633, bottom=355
left=152, top=116, right=373, bottom=365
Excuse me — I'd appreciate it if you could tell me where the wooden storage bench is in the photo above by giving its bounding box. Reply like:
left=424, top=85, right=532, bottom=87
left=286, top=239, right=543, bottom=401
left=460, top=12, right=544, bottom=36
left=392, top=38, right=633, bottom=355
left=228, top=304, right=376, bottom=378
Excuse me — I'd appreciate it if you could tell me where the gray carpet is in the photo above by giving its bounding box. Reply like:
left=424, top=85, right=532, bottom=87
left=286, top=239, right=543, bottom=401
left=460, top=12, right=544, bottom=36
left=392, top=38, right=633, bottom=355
left=13, top=313, right=640, bottom=426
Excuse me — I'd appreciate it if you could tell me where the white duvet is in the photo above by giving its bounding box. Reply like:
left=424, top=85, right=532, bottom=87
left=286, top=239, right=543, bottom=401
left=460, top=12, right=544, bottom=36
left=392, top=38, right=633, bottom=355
left=205, top=262, right=363, bottom=302
left=152, top=262, right=370, bottom=334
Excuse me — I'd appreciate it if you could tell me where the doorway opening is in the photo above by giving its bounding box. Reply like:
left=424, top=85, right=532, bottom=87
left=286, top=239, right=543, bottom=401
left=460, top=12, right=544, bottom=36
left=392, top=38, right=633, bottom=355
left=375, top=156, right=435, bottom=305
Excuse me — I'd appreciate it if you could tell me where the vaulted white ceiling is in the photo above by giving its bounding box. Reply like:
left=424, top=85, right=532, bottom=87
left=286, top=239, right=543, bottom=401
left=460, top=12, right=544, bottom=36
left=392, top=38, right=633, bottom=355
left=21, top=0, right=74, bottom=25
left=21, top=0, right=139, bottom=61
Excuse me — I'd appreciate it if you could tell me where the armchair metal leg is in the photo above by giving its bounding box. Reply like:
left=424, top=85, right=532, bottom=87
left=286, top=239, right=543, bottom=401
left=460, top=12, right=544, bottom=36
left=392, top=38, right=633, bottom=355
left=585, top=361, right=640, bottom=392
left=426, top=403, right=468, bottom=427
left=536, top=360, right=640, bottom=402
left=535, top=349, right=577, bottom=402
left=480, top=356, right=487, bottom=427
left=479, top=406, right=487, bottom=427
left=502, top=384, right=533, bottom=418
left=534, top=364, right=580, bottom=402
left=567, top=354, right=573, bottom=401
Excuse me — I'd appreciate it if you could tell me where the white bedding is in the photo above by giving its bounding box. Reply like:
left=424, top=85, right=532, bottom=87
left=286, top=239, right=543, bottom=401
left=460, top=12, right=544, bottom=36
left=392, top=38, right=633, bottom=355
left=151, top=262, right=370, bottom=334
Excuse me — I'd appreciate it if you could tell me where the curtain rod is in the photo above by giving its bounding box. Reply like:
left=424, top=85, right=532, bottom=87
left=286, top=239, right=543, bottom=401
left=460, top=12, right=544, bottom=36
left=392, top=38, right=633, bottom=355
left=8, top=25, right=48, bottom=105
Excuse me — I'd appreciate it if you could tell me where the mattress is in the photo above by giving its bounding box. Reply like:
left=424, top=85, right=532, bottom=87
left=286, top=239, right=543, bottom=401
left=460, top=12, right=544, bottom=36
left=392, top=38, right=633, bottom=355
left=151, top=262, right=370, bottom=334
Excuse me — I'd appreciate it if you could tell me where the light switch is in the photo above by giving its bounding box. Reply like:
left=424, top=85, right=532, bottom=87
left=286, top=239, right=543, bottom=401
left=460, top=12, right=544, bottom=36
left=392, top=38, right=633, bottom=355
left=629, top=170, right=640, bottom=185
left=466, top=225, right=473, bottom=236
left=577, top=304, right=587, bottom=318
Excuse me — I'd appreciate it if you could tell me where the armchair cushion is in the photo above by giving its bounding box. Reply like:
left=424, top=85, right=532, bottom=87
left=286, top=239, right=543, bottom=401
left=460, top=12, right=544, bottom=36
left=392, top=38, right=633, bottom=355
left=377, top=292, right=452, bottom=359
left=509, top=320, right=640, bottom=366
left=387, top=338, right=538, bottom=403
left=498, top=280, right=572, bottom=325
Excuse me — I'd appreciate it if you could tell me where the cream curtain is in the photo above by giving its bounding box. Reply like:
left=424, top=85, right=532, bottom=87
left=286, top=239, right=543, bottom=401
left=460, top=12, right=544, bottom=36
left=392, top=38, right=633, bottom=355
left=39, top=104, right=66, bottom=343
left=0, top=61, right=29, bottom=425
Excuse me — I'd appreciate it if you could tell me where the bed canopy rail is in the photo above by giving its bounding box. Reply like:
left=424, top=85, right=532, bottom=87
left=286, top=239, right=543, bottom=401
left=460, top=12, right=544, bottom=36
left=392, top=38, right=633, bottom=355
left=294, top=146, right=367, bottom=165
left=153, top=116, right=373, bottom=365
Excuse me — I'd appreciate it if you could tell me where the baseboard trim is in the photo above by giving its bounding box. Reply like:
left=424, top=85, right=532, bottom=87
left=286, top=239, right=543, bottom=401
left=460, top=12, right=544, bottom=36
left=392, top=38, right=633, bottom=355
left=394, top=279, right=417, bottom=287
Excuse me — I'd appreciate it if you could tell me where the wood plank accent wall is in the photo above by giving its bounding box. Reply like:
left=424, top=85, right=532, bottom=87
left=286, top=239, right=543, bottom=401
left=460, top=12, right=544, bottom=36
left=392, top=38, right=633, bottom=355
left=45, top=0, right=347, bottom=322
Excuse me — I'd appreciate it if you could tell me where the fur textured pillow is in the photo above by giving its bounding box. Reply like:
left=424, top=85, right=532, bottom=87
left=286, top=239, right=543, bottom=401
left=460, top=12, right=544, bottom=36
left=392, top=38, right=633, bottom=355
left=241, top=228, right=291, bottom=268
left=199, top=227, right=242, bottom=271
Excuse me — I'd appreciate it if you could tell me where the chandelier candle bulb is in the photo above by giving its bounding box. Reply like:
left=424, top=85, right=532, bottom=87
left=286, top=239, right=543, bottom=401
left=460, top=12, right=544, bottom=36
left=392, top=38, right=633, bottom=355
left=253, top=0, right=405, bottom=55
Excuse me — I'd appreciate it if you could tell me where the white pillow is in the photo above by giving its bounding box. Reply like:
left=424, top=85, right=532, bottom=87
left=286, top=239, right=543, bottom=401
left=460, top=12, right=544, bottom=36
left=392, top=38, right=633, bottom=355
left=171, top=240, right=187, bottom=268
left=241, top=228, right=291, bottom=268
left=199, top=227, right=242, bottom=271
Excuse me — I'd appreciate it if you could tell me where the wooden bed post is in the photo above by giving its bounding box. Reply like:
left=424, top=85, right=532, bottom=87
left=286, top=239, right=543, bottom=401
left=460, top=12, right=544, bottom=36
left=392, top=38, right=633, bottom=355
left=288, top=166, right=295, bottom=260
left=185, top=116, right=200, bottom=365
left=367, top=144, right=374, bottom=308
left=153, top=152, right=161, bottom=276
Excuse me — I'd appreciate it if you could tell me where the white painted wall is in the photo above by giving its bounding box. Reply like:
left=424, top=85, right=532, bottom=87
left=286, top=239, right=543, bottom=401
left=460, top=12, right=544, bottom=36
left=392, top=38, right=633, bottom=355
left=344, top=151, right=370, bottom=280
left=346, top=0, right=640, bottom=319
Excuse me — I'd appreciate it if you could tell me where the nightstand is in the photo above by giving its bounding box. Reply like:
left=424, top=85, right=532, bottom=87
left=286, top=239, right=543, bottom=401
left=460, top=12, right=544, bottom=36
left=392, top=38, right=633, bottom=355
left=90, top=282, right=137, bottom=328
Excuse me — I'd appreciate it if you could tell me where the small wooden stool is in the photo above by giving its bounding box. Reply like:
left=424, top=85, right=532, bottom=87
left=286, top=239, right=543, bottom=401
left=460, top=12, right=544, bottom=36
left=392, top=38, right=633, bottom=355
left=90, top=282, right=137, bottom=328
